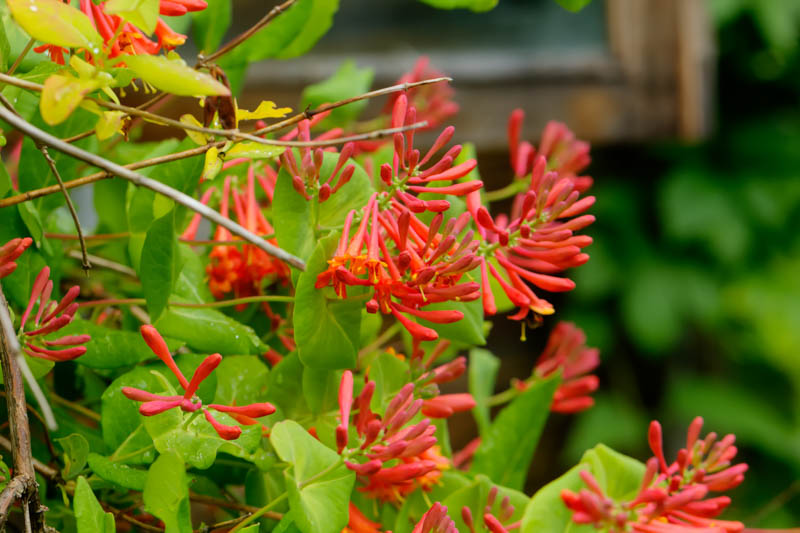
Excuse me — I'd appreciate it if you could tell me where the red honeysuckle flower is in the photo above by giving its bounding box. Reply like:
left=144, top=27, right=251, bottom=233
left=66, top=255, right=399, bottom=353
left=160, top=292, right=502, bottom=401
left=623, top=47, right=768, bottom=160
left=0, top=237, right=32, bottom=279
left=522, top=321, right=600, bottom=414
left=122, top=325, right=276, bottom=440
left=344, top=502, right=383, bottom=533
left=385, top=57, right=459, bottom=132
left=19, top=267, right=88, bottom=362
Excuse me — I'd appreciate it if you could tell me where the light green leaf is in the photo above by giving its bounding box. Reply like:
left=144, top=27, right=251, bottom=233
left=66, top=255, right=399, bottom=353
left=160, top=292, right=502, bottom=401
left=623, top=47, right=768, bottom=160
left=74, top=476, right=115, bottom=533
left=293, top=235, right=363, bottom=369
left=212, top=355, right=270, bottom=406
left=470, top=375, right=560, bottom=490
left=143, top=453, right=192, bottom=533
left=141, top=209, right=178, bottom=322
left=273, top=166, right=313, bottom=264
left=105, top=0, right=159, bottom=34
left=124, top=55, right=230, bottom=96
left=154, top=305, right=265, bottom=355
left=270, top=420, right=355, bottom=533
left=468, top=348, right=500, bottom=436
left=7, top=0, right=102, bottom=49
left=224, top=142, right=285, bottom=160
left=40, top=74, right=102, bottom=125
left=521, top=443, right=645, bottom=533
left=56, top=433, right=89, bottom=480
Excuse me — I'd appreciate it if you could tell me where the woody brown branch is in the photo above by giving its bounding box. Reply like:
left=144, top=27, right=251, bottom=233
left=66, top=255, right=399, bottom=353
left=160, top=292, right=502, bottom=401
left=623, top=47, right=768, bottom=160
left=0, top=283, right=47, bottom=532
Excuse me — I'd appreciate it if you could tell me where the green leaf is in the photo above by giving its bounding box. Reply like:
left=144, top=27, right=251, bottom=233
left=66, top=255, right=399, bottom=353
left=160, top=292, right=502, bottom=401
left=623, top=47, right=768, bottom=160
left=521, top=443, right=644, bottom=533
left=367, top=350, right=410, bottom=411
left=143, top=453, right=192, bottom=533
left=16, top=201, right=44, bottom=247
left=417, top=0, right=498, bottom=12
left=0, top=460, right=9, bottom=492
left=212, top=355, right=270, bottom=406
left=468, top=348, right=499, bottom=436
left=470, top=375, right=560, bottom=490
left=141, top=209, right=178, bottom=322
left=7, top=0, right=103, bottom=49
left=154, top=306, right=265, bottom=355
left=555, top=0, right=592, bottom=12
left=101, top=367, right=161, bottom=461
left=56, top=433, right=89, bottom=480
left=243, top=0, right=338, bottom=61
left=301, top=60, right=373, bottom=128
left=191, top=0, right=232, bottom=53
left=273, top=167, right=313, bottom=264
left=105, top=0, right=159, bottom=34
left=40, top=74, right=101, bottom=126
left=74, top=476, right=115, bottom=533
left=293, top=235, right=363, bottom=369
left=270, top=420, right=355, bottom=533
left=87, top=453, right=148, bottom=491
left=123, top=55, right=230, bottom=96
left=56, top=318, right=183, bottom=369
left=302, top=367, right=340, bottom=415
left=265, top=353, right=308, bottom=419
left=0, top=17, right=11, bottom=72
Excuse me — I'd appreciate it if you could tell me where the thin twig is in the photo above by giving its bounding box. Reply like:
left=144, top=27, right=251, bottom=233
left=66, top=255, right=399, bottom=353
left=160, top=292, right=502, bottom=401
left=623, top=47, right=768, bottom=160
left=0, top=72, right=428, bottom=148
left=253, top=77, right=452, bottom=136
left=7, top=37, right=34, bottom=76
left=66, top=250, right=136, bottom=277
left=49, top=393, right=102, bottom=423
left=0, top=76, right=450, bottom=209
left=0, top=391, right=58, bottom=460
left=77, top=294, right=293, bottom=309
left=199, top=0, right=298, bottom=65
left=0, top=436, right=59, bottom=480
left=40, top=146, right=91, bottom=272
left=0, top=142, right=225, bottom=208
left=0, top=92, right=91, bottom=272
left=0, top=104, right=307, bottom=270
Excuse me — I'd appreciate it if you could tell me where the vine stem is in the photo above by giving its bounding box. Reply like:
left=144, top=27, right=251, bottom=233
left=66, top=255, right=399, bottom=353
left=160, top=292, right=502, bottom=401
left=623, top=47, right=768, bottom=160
left=77, top=294, right=294, bottom=309
left=7, top=38, right=34, bottom=76
left=0, top=103, right=307, bottom=270
left=253, top=77, right=453, bottom=136
left=0, top=76, right=450, bottom=209
left=0, top=282, right=48, bottom=532
left=0, top=71, right=427, bottom=149
left=230, top=492, right=287, bottom=532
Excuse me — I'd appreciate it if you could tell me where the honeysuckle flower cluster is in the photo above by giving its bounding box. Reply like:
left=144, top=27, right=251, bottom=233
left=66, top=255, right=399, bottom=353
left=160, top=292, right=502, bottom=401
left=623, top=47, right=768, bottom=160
left=519, top=321, right=600, bottom=414
left=36, top=0, right=206, bottom=64
left=413, top=503, right=458, bottom=533
left=471, top=111, right=595, bottom=324
left=121, top=325, right=276, bottom=440
left=337, top=370, right=453, bottom=502
left=19, top=266, right=89, bottom=362
left=0, top=237, right=31, bottom=279
left=561, top=417, right=747, bottom=533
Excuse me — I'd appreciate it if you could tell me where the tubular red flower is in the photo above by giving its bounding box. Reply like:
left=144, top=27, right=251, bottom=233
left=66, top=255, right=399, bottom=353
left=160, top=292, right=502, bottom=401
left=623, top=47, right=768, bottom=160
left=141, top=325, right=190, bottom=390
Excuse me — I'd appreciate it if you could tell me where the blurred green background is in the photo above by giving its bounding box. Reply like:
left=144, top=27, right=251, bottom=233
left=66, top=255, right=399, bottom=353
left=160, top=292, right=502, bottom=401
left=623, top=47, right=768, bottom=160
left=506, top=0, right=800, bottom=526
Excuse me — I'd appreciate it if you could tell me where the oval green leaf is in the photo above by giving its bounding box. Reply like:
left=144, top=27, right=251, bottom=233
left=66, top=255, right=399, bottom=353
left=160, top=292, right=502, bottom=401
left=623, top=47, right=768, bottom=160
left=123, top=55, right=230, bottom=96
left=7, top=0, right=102, bottom=49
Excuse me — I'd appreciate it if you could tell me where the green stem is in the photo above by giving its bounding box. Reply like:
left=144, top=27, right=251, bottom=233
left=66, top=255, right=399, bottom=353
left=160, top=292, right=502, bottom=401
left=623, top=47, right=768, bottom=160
left=7, top=38, right=34, bottom=76
left=358, top=322, right=401, bottom=358
left=230, top=492, right=288, bottom=532
left=486, top=386, right=521, bottom=407
left=483, top=179, right=526, bottom=203
left=77, top=294, right=294, bottom=309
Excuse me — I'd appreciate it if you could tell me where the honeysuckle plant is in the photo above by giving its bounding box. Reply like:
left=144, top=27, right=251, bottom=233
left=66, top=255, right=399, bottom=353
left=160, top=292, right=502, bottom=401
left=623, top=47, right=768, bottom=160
left=0, top=0, right=754, bottom=532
